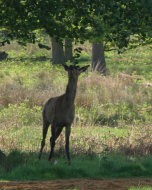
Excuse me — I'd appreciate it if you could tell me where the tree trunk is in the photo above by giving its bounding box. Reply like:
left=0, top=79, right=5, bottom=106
left=65, top=38, right=73, bottom=62
left=51, top=37, right=65, bottom=64
left=92, top=43, right=107, bottom=75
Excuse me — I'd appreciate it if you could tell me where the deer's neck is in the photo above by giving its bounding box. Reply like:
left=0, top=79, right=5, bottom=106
left=65, top=76, right=78, bottom=106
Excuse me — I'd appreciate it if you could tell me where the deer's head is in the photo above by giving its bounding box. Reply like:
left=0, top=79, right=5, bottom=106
left=63, top=65, right=89, bottom=79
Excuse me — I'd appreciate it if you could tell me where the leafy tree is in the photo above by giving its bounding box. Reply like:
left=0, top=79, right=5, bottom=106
left=0, top=0, right=151, bottom=68
left=0, top=0, right=89, bottom=64
left=86, top=0, right=152, bottom=73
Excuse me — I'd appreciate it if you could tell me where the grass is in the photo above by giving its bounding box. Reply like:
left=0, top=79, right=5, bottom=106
left=130, top=187, right=152, bottom=190
left=106, top=45, right=152, bottom=81
left=0, top=150, right=152, bottom=180
left=0, top=43, right=152, bottom=180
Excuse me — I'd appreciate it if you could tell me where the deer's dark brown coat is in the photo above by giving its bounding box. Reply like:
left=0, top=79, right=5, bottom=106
left=39, top=65, right=89, bottom=163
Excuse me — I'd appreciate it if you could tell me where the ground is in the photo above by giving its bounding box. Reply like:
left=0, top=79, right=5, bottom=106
left=0, top=179, right=152, bottom=190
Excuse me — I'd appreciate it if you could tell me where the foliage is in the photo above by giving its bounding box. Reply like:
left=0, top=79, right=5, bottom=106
left=0, top=0, right=152, bottom=50
left=101, top=0, right=152, bottom=51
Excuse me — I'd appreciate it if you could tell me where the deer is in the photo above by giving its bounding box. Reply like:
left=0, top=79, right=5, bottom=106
left=38, top=64, right=89, bottom=164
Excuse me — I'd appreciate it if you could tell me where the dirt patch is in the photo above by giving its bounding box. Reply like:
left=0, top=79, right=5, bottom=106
left=0, top=179, right=152, bottom=190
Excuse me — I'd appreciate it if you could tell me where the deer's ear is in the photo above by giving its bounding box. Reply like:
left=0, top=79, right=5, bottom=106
left=79, top=65, right=89, bottom=72
left=63, top=64, right=69, bottom=71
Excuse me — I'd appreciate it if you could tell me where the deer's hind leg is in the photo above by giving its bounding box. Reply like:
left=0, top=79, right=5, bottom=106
left=65, top=125, right=71, bottom=164
left=39, top=119, right=50, bottom=159
left=48, top=126, right=63, bottom=161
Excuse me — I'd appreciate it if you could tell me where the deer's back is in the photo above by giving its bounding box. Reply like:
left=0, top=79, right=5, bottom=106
left=43, top=95, right=75, bottom=126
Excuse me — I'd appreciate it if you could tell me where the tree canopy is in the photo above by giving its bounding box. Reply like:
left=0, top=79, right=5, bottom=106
left=0, top=0, right=152, bottom=50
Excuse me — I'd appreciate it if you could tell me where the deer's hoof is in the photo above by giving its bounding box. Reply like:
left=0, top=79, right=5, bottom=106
left=38, top=154, right=41, bottom=160
left=53, top=160, right=58, bottom=165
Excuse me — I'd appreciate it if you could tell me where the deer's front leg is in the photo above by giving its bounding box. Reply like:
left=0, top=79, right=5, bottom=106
left=65, top=125, right=71, bottom=164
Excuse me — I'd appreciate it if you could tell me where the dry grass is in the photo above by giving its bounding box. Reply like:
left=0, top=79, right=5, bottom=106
left=0, top=69, right=66, bottom=107
left=0, top=124, right=151, bottom=156
left=0, top=69, right=151, bottom=130
left=1, top=71, right=150, bottom=108
left=77, top=72, right=151, bottom=107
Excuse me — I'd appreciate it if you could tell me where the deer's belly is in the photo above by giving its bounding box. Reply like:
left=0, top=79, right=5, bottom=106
left=49, top=109, right=74, bottom=126
left=45, top=102, right=75, bottom=126
left=54, top=113, right=74, bottom=126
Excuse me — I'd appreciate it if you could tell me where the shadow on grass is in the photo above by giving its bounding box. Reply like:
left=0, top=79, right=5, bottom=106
left=0, top=150, right=152, bottom=180
left=7, top=57, right=51, bottom=62
left=7, top=55, right=91, bottom=63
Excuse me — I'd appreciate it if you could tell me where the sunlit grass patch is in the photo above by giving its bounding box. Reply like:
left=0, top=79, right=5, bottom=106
left=106, top=45, right=152, bottom=81
left=129, top=187, right=152, bottom=190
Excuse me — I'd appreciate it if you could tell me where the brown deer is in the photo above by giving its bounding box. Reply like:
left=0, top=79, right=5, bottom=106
left=38, top=64, right=89, bottom=164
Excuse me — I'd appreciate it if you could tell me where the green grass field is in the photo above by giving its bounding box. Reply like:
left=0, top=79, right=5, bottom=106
left=0, top=43, right=152, bottom=180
